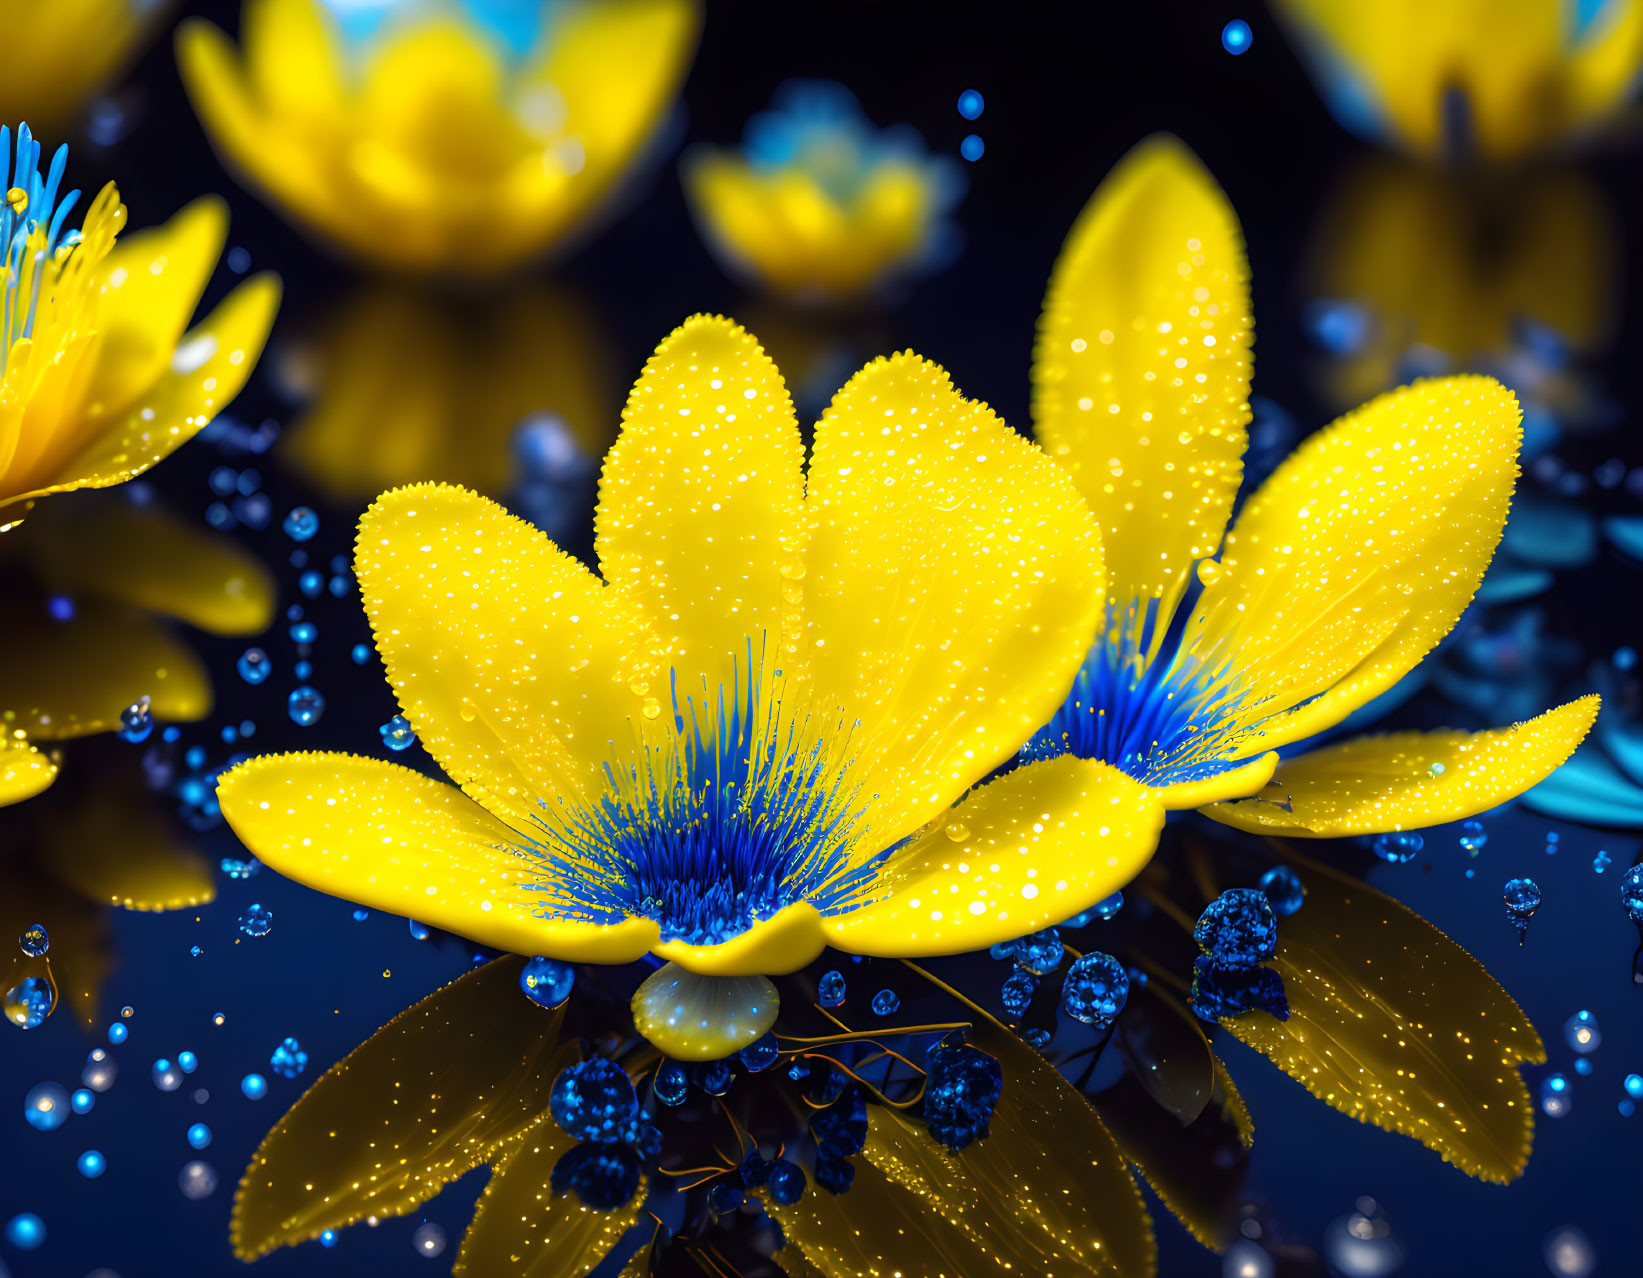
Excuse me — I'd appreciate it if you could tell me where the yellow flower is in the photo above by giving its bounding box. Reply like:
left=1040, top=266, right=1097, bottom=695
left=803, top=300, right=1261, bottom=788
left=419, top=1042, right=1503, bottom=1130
left=1, top=124, right=281, bottom=525
left=1273, top=0, right=1643, bottom=162
left=0, top=0, right=170, bottom=137
left=177, top=0, right=700, bottom=274
left=279, top=278, right=618, bottom=504
left=0, top=491, right=275, bottom=803
left=1025, top=134, right=1596, bottom=836
left=219, top=313, right=1168, bottom=1057
left=682, top=80, right=965, bottom=304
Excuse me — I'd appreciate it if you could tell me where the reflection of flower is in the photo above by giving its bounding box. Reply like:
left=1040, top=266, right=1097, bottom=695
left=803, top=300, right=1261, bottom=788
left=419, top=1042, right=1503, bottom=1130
left=2, top=761, right=214, bottom=1027
left=1273, top=0, right=1643, bottom=163
left=1026, top=136, right=1595, bottom=842
left=2, top=125, right=279, bottom=525
left=0, top=1, right=170, bottom=136
left=0, top=491, right=275, bottom=798
left=278, top=280, right=617, bottom=504
left=177, top=0, right=700, bottom=273
left=221, top=313, right=1174, bottom=1058
left=683, top=80, right=964, bottom=305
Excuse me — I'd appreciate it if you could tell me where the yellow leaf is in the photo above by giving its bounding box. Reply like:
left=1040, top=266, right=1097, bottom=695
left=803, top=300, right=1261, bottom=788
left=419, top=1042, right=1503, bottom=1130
left=1218, top=846, right=1544, bottom=1183
left=233, top=957, right=567, bottom=1259
left=768, top=962, right=1154, bottom=1277
left=455, top=1111, right=645, bottom=1278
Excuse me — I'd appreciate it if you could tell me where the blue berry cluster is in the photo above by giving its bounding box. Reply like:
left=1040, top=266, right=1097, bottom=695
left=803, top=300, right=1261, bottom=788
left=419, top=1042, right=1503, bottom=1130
left=1189, top=887, right=1289, bottom=1022
left=547, top=1058, right=662, bottom=1209
left=924, top=1033, right=1003, bottom=1151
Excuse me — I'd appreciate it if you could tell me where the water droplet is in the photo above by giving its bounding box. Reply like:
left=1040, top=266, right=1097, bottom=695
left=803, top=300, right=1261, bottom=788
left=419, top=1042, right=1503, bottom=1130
left=1542, top=1225, right=1595, bottom=1277
left=77, top=1149, right=106, bottom=1178
left=1371, top=831, right=1424, bottom=864
left=408, top=919, right=430, bottom=941
left=549, top=1058, right=638, bottom=1142
left=1221, top=18, right=1252, bottom=54
left=81, top=1050, right=117, bottom=1092
left=1014, top=928, right=1064, bottom=976
left=1594, top=850, right=1612, bottom=874
left=5, top=977, right=54, bottom=1029
left=1001, top=970, right=1037, bottom=1020
left=270, top=1037, right=308, bottom=1079
left=119, top=694, right=154, bottom=743
left=1062, top=951, right=1130, bottom=1027
left=238, top=903, right=273, bottom=938
left=1564, top=1010, right=1601, bottom=1054
left=1196, top=558, right=1223, bottom=586
left=108, top=1021, right=128, bottom=1044
left=960, top=133, right=985, bottom=162
left=178, top=1160, right=219, bottom=1199
left=220, top=857, right=259, bottom=880
left=520, top=957, right=575, bottom=1009
left=654, top=1061, right=688, bottom=1107
left=282, top=507, right=319, bottom=541
left=1503, top=876, right=1541, bottom=943
left=178, top=1051, right=198, bottom=1074
left=287, top=686, right=325, bottom=726
left=351, top=643, right=372, bottom=665
left=24, top=1082, right=69, bottom=1130
left=71, top=1089, right=94, bottom=1114
left=1620, top=864, right=1643, bottom=924
left=18, top=923, right=48, bottom=957
left=379, top=715, right=416, bottom=751
left=957, top=88, right=984, bottom=120
left=1322, top=1199, right=1403, bottom=1277
left=871, top=989, right=900, bottom=1016
left=816, top=970, right=846, bottom=1007
left=639, top=700, right=661, bottom=721
left=5, top=1213, right=45, bottom=1250
left=412, top=1222, right=447, bottom=1258
left=1541, top=1072, right=1571, bottom=1117
left=153, top=1058, right=182, bottom=1091
left=1458, top=820, right=1487, bottom=854
left=240, top=1073, right=267, bottom=1100
left=1258, top=865, right=1305, bottom=916
left=288, top=620, right=317, bottom=645
left=187, top=1122, right=212, bottom=1149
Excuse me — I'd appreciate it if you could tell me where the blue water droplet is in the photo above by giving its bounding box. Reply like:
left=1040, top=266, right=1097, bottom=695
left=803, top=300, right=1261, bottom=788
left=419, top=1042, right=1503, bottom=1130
left=1093, top=890, right=1125, bottom=920
left=23, top=1082, right=69, bottom=1130
left=549, top=1059, right=637, bottom=1142
left=1014, top=929, right=1064, bottom=976
left=351, top=908, right=369, bottom=922
left=71, top=1089, right=94, bottom=1114
left=1625, top=1073, right=1643, bottom=1099
left=18, top=923, right=48, bottom=957
left=77, top=1150, right=106, bottom=1178
left=288, top=621, right=317, bottom=645
left=298, top=570, right=324, bottom=598
left=152, top=1058, right=182, bottom=1091
left=1541, top=1072, right=1571, bottom=1117
left=283, top=507, right=319, bottom=541
left=817, top=970, right=846, bottom=1007
left=287, top=686, right=326, bottom=726
left=238, top=903, right=274, bottom=937
left=1001, top=970, right=1036, bottom=1020
left=1564, top=1010, right=1601, bottom=1054
left=107, top=1021, right=128, bottom=1044
left=6, top=978, right=55, bottom=1029
left=1258, top=865, right=1305, bottom=917
left=407, top=919, right=430, bottom=941
left=6, top=1213, right=45, bottom=1249
left=187, top=1122, right=213, bottom=1149
left=654, top=1061, right=688, bottom=1107
left=1620, top=864, right=1643, bottom=923
left=1459, top=820, right=1487, bottom=854
left=240, top=1073, right=268, bottom=1100
left=957, top=88, right=984, bottom=119
left=1221, top=18, right=1252, bottom=54
left=738, top=1032, right=778, bottom=1072
left=178, top=1051, right=198, bottom=1074
left=351, top=643, right=372, bottom=666
left=1194, top=888, right=1278, bottom=970
left=220, top=857, right=259, bottom=880
left=960, top=133, right=985, bottom=162
left=871, top=989, right=900, bottom=1016
left=1594, top=850, right=1612, bottom=873
left=46, top=594, right=74, bottom=622
left=1372, top=831, right=1424, bottom=864
left=270, top=1037, right=308, bottom=1079
left=1062, top=951, right=1130, bottom=1027
left=119, top=695, right=154, bottom=743
left=379, top=715, right=417, bottom=751
left=237, top=648, right=271, bottom=685
left=519, top=957, right=575, bottom=1009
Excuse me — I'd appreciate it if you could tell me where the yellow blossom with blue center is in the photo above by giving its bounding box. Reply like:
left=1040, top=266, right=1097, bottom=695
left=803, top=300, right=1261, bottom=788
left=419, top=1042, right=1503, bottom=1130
left=217, top=314, right=1170, bottom=1057
left=1274, top=0, right=1643, bottom=162
left=177, top=0, right=700, bottom=273
left=1025, top=134, right=1596, bottom=835
left=1, top=123, right=280, bottom=524
left=683, top=79, right=964, bottom=304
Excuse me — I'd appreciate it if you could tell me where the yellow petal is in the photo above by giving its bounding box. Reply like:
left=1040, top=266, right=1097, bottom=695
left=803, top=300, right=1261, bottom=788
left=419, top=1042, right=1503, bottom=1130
left=234, top=957, right=570, bottom=1259
left=355, top=482, right=657, bottom=822
left=1032, top=134, right=1251, bottom=625
left=652, top=900, right=826, bottom=977
left=1185, top=375, right=1521, bottom=755
left=0, top=737, right=56, bottom=809
left=26, top=496, right=274, bottom=636
left=1218, top=847, right=1544, bottom=1183
left=1205, top=696, right=1598, bottom=836
left=242, top=0, right=347, bottom=124
left=455, top=1110, right=645, bottom=1277
left=46, top=792, right=215, bottom=912
left=0, top=597, right=210, bottom=739
left=87, top=197, right=229, bottom=412
left=216, top=751, right=660, bottom=962
left=803, top=352, right=1105, bottom=844
left=772, top=962, right=1155, bottom=1278
left=12, top=272, right=281, bottom=505
left=823, top=755, right=1162, bottom=957
left=595, top=315, right=804, bottom=703
left=1158, top=751, right=1277, bottom=810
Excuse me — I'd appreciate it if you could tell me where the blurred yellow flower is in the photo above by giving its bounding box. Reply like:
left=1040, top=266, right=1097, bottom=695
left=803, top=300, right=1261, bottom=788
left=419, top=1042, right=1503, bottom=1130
left=683, top=80, right=965, bottom=305
left=0, top=0, right=171, bottom=136
left=1274, top=0, right=1643, bottom=162
left=177, top=0, right=700, bottom=273
left=279, top=279, right=617, bottom=503
left=1, top=124, right=281, bottom=526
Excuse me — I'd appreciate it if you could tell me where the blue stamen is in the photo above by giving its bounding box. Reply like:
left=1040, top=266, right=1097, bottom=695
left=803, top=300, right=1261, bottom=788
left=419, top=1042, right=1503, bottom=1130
left=2, top=123, right=84, bottom=375
left=511, top=644, right=894, bottom=947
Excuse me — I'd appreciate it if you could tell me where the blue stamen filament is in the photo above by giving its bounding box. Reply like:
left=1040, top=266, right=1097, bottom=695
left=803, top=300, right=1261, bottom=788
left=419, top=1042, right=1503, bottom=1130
left=509, top=650, right=893, bottom=947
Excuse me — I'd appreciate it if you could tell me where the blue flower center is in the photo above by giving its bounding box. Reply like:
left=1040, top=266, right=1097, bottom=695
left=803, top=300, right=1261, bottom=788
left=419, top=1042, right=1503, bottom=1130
left=3, top=124, right=83, bottom=373
left=514, top=662, right=891, bottom=947
left=1025, top=601, right=1260, bottom=786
